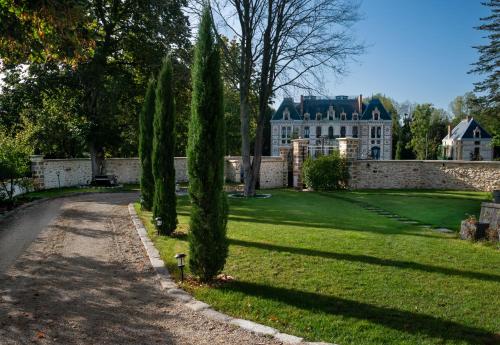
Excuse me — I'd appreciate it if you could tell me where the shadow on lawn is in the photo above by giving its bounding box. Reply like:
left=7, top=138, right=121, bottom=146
left=175, top=211, right=441, bottom=239
left=221, top=280, right=496, bottom=345
left=230, top=239, right=500, bottom=283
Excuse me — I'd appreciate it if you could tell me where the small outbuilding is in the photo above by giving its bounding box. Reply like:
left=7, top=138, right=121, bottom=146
left=442, top=116, right=493, bottom=161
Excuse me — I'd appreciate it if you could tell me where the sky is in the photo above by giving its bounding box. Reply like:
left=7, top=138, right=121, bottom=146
left=323, top=0, right=489, bottom=112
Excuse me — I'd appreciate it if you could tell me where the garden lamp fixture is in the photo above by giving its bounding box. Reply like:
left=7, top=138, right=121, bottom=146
left=155, top=217, right=163, bottom=235
left=175, top=253, right=186, bottom=282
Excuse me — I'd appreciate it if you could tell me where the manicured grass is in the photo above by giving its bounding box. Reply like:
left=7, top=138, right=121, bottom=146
left=337, top=190, right=491, bottom=230
left=136, top=190, right=500, bottom=345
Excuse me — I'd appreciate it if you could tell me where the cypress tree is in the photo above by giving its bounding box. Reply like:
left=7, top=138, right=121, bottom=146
left=139, top=77, right=156, bottom=210
left=187, top=6, right=228, bottom=282
left=152, top=56, right=177, bottom=235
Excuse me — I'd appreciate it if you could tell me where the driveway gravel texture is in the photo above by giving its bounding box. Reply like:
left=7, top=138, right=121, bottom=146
left=0, top=193, right=282, bottom=345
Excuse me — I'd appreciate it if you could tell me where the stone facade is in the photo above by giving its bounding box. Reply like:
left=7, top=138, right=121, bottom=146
left=270, top=95, right=392, bottom=160
left=349, top=160, right=500, bottom=191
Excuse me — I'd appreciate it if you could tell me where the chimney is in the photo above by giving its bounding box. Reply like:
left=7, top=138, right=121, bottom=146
left=358, top=94, right=363, bottom=113
left=448, top=125, right=451, bottom=137
left=466, top=115, right=472, bottom=122
left=300, top=95, right=304, bottom=115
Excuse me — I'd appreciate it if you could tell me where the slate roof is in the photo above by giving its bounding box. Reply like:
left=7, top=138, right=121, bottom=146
left=360, top=98, right=391, bottom=120
left=445, top=118, right=492, bottom=140
left=271, top=97, right=302, bottom=121
left=271, top=96, right=391, bottom=121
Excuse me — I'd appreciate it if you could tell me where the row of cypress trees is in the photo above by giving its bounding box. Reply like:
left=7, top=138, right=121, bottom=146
left=139, top=6, right=228, bottom=282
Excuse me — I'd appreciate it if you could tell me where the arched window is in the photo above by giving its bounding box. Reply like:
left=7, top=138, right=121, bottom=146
left=304, top=126, right=310, bottom=138
left=352, top=126, right=358, bottom=138
left=304, top=112, right=310, bottom=121
left=316, top=112, right=322, bottom=121
left=328, top=126, right=334, bottom=139
left=352, top=112, right=358, bottom=120
left=372, top=107, right=380, bottom=120
left=340, top=126, right=346, bottom=137
left=340, top=112, right=346, bottom=121
left=316, top=126, right=322, bottom=137
left=371, top=127, right=376, bottom=138
left=376, top=126, right=381, bottom=138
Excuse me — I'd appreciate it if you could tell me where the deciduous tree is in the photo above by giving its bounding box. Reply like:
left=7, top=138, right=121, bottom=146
left=209, top=0, right=363, bottom=196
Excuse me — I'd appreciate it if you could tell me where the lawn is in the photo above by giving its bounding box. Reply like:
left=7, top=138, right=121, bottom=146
left=136, top=189, right=499, bottom=345
left=336, top=190, right=492, bottom=230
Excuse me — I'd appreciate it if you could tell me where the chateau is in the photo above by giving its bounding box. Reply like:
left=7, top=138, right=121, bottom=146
left=270, top=95, right=393, bottom=160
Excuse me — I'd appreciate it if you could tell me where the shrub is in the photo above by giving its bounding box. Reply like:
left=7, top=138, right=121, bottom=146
left=0, top=130, right=32, bottom=204
left=302, top=151, right=349, bottom=191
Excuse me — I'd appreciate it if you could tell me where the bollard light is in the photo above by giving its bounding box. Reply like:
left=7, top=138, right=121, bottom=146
left=174, top=253, right=186, bottom=282
left=155, top=217, right=163, bottom=235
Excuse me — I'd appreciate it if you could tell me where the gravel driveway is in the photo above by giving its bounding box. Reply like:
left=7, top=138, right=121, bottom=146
left=0, top=193, right=281, bottom=345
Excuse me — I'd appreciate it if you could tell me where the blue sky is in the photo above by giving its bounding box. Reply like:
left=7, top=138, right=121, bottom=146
left=325, top=0, right=489, bottom=111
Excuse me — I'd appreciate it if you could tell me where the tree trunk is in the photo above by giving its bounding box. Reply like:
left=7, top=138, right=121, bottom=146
left=89, top=141, right=104, bottom=177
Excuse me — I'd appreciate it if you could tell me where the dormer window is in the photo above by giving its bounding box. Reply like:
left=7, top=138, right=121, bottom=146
left=340, top=112, right=346, bottom=121
left=316, top=112, right=322, bottom=121
left=352, top=112, right=358, bottom=120
left=283, top=107, right=290, bottom=121
left=327, top=106, right=335, bottom=120
left=372, top=107, right=380, bottom=121
left=304, top=112, right=310, bottom=121
left=473, top=127, right=481, bottom=138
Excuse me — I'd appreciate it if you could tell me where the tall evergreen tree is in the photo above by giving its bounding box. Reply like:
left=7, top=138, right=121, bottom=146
left=187, top=7, right=228, bottom=282
left=152, top=57, right=177, bottom=235
left=139, top=77, right=156, bottom=210
left=469, top=0, right=499, bottom=110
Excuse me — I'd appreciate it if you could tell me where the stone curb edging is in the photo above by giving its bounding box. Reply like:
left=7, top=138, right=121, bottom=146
left=128, top=203, right=337, bottom=345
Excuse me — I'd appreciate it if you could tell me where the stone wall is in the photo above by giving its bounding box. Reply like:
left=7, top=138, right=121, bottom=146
left=31, top=156, right=285, bottom=190
left=31, top=157, right=93, bottom=189
left=349, top=160, right=500, bottom=191
left=225, top=156, right=287, bottom=189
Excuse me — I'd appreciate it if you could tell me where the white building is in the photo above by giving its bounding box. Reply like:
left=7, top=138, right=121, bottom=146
left=270, top=95, right=392, bottom=160
left=442, top=117, right=493, bottom=161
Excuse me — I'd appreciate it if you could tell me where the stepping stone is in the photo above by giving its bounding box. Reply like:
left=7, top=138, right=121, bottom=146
left=419, top=224, right=431, bottom=228
left=402, top=220, right=419, bottom=224
left=435, top=227, right=454, bottom=233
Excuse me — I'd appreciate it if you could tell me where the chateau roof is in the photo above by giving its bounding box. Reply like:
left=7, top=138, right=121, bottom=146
left=360, top=98, right=391, bottom=120
left=271, top=96, right=391, bottom=121
left=445, top=117, right=492, bottom=140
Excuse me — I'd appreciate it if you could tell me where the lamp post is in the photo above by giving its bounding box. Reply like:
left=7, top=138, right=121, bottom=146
left=174, top=253, right=186, bottom=282
left=155, top=217, right=163, bottom=235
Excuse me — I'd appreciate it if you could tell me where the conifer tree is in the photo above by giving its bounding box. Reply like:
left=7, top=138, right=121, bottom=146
left=152, top=56, right=177, bottom=235
left=187, top=6, right=228, bottom=282
left=139, top=77, right=156, bottom=210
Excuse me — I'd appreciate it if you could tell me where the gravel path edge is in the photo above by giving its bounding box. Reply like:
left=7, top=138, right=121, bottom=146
left=128, top=203, right=337, bottom=345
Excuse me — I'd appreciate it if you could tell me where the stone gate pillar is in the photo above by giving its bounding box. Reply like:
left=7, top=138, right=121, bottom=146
left=337, top=138, right=360, bottom=160
left=279, top=147, right=291, bottom=187
left=30, top=155, right=45, bottom=190
left=291, top=139, right=309, bottom=189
